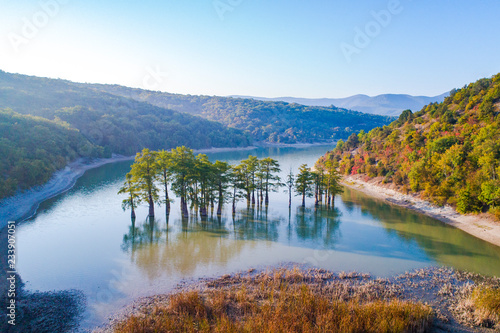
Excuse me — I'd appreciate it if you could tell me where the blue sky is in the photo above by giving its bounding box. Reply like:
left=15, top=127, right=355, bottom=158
left=1, top=0, right=499, bottom=98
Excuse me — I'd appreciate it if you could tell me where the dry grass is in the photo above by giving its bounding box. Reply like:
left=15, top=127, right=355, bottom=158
left=452, top=284, right=500, bottom=329
left=114, top=269, right=433, bottom=333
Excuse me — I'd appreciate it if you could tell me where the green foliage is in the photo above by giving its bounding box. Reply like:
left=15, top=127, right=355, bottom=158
left=119, top=147, right=284, bottom=218
left=117, top=173, right=140, bottom=217
left=479, top=181, right=500, bottom=207
left=129, top=149, right=160, bottom=217
left=294, top=164, right=315, bottom=206
left=396, top=109, right=413, bottom=125
left=0, top=109, right=104, bottom=199
left=0, top=71, right=252, bottom=156
left=259, top=157, right=282, bottom=203
left=327, top=73, right=500, bottom=218
left=90, top=83, right=395, bottom=143
left=0, top=70, right=393, bottom=198
left=345, top=133, right=359, bottom=149
left=456, top=186, right=482, bottom=214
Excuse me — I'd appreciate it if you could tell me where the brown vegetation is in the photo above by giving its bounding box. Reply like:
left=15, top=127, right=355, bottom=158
left=114, top=268, right=433, bottom=333
left=452, top=284, right=500, bottom=329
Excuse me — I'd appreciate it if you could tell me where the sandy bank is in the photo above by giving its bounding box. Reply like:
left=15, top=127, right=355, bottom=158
left=0, top=155, right=134, bottom=226
left=193, top=146, right=258, bottom=153
left=342, top=174, right=500, bottom=248
left=255, top=141, right=336, bottom=148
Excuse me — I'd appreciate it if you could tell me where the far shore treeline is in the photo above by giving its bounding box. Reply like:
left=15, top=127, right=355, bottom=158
left=118, top=147, right=343, bottom=219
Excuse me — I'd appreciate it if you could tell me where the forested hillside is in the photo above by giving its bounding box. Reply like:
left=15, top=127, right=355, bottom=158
left=325, top=74, right=500, bottom=219
left=0, top=71, right=251, bottom=199
left=0, top=71, right=251, bottom=155
left=88, top=84, right=395, bottom=143
left=0, top=109, right=104, bottom=199
left=0, top=70, right=392, bottom=200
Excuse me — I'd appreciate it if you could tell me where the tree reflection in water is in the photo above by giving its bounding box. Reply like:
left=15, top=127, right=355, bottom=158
left=119, top=203, right=343, bottom=280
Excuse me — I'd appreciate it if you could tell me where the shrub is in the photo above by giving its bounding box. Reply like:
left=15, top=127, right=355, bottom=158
left=457, top=186, right=482, bottom=214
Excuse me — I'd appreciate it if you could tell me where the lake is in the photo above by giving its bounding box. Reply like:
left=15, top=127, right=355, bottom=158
left=16, top=145, right=500, bottom=330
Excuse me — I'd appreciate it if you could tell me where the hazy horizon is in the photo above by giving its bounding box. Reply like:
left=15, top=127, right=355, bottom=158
left=1, top=1, right=499, bottom=98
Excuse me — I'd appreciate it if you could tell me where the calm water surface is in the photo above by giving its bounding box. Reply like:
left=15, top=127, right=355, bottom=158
left=16, top=145, right=500, bottom=329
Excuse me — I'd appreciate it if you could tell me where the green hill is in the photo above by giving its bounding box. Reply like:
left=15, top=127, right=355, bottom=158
left=0, top=109, right=104, bottom=199
left=0, top=71, right=251, bottom=156
left=86, top=84, right=395, bottom=143
left=325, top=74, right=500, bottom=218
left=0, top=70, right=393, bottom=200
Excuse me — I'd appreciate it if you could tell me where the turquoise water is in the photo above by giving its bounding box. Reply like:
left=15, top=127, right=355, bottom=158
left=15, top=145, right=500, bottom=329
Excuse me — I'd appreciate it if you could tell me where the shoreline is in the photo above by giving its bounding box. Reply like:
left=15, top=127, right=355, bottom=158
left=92, top=266, right=496, bottom=333
left=342, top=174, right=500, bottom=248
left=0, top=145, right=259, bottom=227
left=0, top=143, right=329, bottom=227
left=193, top=145, right=258, bottom=153
left=255, top=141, right=336, bottom=148
left=0, top=155, right=135, bottom=227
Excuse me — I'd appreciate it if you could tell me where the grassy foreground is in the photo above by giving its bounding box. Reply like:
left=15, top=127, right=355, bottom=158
left=114, top=269, right=433, bottom=333
left=453, top=285, right=500, bottom=329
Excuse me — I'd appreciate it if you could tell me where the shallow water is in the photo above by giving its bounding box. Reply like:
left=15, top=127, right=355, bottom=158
left=16, top=145, right=500, bottom=329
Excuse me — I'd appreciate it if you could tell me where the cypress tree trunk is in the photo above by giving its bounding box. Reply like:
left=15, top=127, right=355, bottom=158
left=302, top=192, right=306, bottom=207
left=181, top=196, right=189, bottom=218
left=148, top=193, right=155, bottom=217
left=265, top=183, right=269, bottom=205
left=233, top=187, right=237, bottom=214
left=217, top=183, right=223, bottom=216
left=314, top=184, right=319, bottom=206
left=163, top=170, right=170, bottom=215
left=165, top=183, right=170, bottom=215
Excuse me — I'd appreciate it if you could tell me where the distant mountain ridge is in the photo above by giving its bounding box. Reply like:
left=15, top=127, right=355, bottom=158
left=230, top=93, right=449, bottom=116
